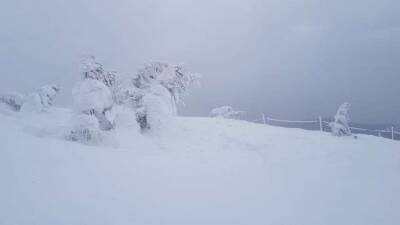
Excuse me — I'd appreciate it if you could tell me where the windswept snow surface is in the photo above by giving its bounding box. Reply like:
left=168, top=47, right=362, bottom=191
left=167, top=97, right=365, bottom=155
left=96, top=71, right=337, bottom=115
left=1, top=108, right=400, bottom=225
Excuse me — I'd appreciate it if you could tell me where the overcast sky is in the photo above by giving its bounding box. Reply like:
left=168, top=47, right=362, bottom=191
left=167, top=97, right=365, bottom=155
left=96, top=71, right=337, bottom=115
left=1, top=0, right=399, bottom=123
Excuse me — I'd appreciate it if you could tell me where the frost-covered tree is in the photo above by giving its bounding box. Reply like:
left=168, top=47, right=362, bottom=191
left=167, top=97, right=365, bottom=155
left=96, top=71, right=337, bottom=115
left=75, top=58, right=201, bottom=132
left=110, top=74, right=142, bottom=105
left=67, top=57, right=117, bottom=143
left=330, top=102, right=352, bottom=136
left=81, top=56, right=125, bottom=110
left=81, top=56, right=116, bottom=88
left=72, top=79, right=113, bottom=131
left=90, top=71, right=148, bottom=130
left=135, top=62, right=201, bottom=111
left=209, top=106, right=244, bottom=120
left=21, top=84, right=60, bottom=112
left=127, top=62, right=201, bottom=130
left=0, top=93, right=25, bottom=112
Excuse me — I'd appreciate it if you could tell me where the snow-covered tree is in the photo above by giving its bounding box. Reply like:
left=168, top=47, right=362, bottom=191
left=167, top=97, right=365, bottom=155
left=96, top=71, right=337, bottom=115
left=110, top=74, right=142, bottom=105
left=72, top=79, right=113, bottom=131
left=67, top=57, right=118, bottom=143
left=209, top=106, right=244, bottom=120
left=127, top=62, right=201, bottom=130
left=330, top=102, right=352, bottom=136
left=115, top=85, right=148, bottom=130
left=135, top=62, right=201, bottom=112
left=111, top=77, right=148, bottom=129
left=0, top=93, right=25, bottom=112
left=21, top=84, right=60, bottom=112
left=81, top=56, right=116, bottom=88
left=75, top=58, right=201, bottom=133
left=81, top=56, right=126, bottom=111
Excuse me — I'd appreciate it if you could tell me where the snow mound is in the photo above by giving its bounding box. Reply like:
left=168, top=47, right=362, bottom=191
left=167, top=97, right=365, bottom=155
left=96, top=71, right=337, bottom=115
left=1, top=108, right=400, bottom=225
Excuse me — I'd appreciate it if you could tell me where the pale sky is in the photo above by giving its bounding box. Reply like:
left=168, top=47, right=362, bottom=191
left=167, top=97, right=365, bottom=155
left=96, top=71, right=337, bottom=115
left=1, top=0, right=399, bottom=123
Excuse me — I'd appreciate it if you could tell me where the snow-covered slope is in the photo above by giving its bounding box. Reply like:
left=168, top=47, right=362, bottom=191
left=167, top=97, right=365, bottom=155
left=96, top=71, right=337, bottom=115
left=1, top=108, right=400, bottom=225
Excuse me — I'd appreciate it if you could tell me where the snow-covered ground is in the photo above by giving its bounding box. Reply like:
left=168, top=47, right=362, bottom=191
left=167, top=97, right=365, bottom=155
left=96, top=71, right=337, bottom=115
left=1, top=108, right=400, bottom=225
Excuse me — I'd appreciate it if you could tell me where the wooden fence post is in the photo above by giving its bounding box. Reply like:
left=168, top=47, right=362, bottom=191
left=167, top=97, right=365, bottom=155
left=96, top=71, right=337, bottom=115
left=392, top=127, right=395, bottom=140
left=319, top=116, right=323, bottom=132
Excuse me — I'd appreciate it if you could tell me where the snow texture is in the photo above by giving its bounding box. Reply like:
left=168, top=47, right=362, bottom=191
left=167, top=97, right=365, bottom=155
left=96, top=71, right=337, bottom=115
left=1, top=109, right=400, bottom=225
left=106, top=105, right=140, bottom=130
left=67, top=114, right=104, bottom=144
left=72, top=79, right=113, bottom=114
left=142, top=84, right=175, bottom=132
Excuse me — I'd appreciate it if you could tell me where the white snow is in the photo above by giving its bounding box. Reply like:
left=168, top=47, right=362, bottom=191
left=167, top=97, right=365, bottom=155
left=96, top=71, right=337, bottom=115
left=1, top=109, right=400, bottom=225
left=72, top=79, right=113, bottom=113
left=67, top=114, right=105, bottom=145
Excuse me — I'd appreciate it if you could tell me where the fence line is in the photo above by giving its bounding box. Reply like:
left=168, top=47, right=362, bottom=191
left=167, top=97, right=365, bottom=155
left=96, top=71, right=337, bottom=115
left=321, top=121, right=400, bottom=134
left=266, top=117, right=319, bottom=124
left=260, top=115, right=400, bottom=140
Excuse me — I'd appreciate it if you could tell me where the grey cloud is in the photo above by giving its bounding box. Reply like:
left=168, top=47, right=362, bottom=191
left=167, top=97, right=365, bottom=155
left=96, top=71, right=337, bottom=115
left=0, top=0, right=399, bottom=123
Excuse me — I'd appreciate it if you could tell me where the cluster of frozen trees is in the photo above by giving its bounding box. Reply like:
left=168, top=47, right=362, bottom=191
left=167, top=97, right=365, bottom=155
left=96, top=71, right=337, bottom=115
left=0, top=56, right=201, bottom=144
left=0, top=84, right=60, bottom=113
left=0, top=55, right=357, bottom=143
left=68, top=56, right=201, bottom=144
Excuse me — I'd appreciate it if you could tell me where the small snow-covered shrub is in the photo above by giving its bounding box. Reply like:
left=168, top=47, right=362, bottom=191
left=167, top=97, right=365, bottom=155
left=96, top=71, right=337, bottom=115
left=68, top=114, right=104, bottom=144
left=37, top=84, right=60, bottom=109
left=0, top=92, right=25, bottom=112
left=330, top=102, right=352, bottom=136
left=21, top=84, right=60, bottom=113
left=209, top=106, right=244, bottom=120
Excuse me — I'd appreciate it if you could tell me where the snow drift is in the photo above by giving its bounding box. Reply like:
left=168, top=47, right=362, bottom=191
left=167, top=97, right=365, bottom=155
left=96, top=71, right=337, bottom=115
left=0, top=108, right=399, bottom=225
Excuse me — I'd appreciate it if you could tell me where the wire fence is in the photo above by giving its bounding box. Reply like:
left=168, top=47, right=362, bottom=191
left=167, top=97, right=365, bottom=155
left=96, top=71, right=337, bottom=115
left=253, top=114, right=400, bottom=141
